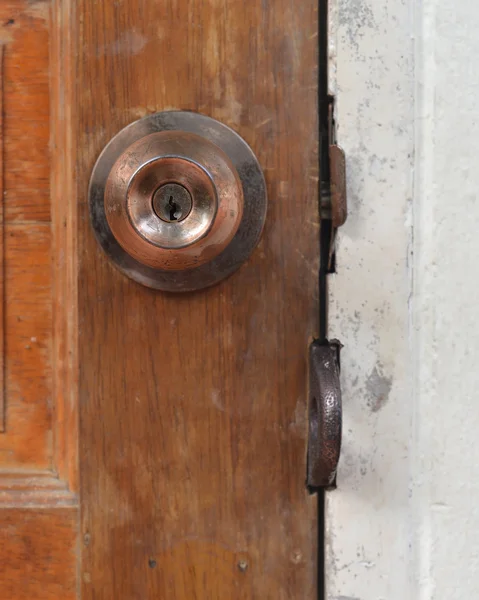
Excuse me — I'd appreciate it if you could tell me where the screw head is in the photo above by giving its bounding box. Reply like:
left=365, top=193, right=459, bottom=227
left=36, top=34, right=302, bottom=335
left=237, top=559, right=248, bottom=572
left=152, top=183, right=193, bottom=223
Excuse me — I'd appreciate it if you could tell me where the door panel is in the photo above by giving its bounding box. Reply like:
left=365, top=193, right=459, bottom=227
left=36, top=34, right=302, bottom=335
left=0, top=0, right=52, bottom=460
left=0, top=509, right=77, bottom=600
left=0, top=2, right=77, bottom=598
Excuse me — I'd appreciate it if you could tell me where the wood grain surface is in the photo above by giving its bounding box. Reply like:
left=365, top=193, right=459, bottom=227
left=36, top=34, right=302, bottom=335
left=2, top=224, right=52, bottom=468
left=3, top=0, right=50, bottom=222
left=0, top=44, right=4, bottom=431
left=0, top=2, right=78, bottom=598
left=0, top=508, right=77, bottom=600
left=78, top=0, right=319, bottom=598
left=0, top=0, right=53, bottom=466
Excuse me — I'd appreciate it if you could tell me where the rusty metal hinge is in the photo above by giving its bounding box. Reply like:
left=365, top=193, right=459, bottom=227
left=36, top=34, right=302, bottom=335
left=320, top=98, right=347, bottom=269
left=307, top=97, right=346, bottom=490
left=307, top=340, right=342, bottom=489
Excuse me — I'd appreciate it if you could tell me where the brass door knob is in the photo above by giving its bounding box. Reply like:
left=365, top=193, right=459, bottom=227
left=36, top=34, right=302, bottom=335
left=89, top=111, right=267, bottom=292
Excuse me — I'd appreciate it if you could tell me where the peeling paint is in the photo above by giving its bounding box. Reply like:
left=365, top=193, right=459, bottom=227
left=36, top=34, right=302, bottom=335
left=25, top=0, right=49, bottom=21
left=288, top=398, right=307, bottom=439
left=337, top=0, right=377, bottom=50
left=96, top=31, right=147, bottom=57
left=365, top=365, right=392, bottom=412
left=211, top=389, right=225, bottom=413
left=0, top=30, right=14, bottom=45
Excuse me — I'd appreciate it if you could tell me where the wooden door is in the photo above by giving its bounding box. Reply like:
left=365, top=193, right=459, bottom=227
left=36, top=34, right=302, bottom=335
left=1, top=0, right=320, bottom=597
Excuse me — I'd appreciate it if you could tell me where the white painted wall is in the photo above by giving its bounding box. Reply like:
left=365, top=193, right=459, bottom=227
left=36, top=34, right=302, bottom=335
left=326, top=1, right=479, bottom=598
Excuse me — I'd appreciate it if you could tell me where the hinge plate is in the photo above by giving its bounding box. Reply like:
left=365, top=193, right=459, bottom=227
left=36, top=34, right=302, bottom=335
left=307, top=340, right=342, bottom=489
left=321, top=98, right=347, bottom=268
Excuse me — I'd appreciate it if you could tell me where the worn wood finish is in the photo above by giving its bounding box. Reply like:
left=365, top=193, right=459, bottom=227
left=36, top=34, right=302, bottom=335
left=0, top=508, right=77, bottom=599
left=0, top=44, right=4, bottom=431
left=2, top=0, right=50, bottom=222
left=50, top=0, right=78, bottom=493
left=2, top=224, right=52, bottom=468
left=0, top=0, right=53, bottom=466
left=0, top=1, right=78, bottom=598
left=78, top=1, right=319, bottom=597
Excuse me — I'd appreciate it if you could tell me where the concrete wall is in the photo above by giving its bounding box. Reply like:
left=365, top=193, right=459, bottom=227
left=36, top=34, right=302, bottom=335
left=326, top=1, right=479, bottom=598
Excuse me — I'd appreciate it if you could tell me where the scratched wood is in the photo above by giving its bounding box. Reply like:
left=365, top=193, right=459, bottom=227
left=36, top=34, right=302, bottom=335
left=0, top=2, right=79, bottom=598
left=0, top=44, right=4, bottom=432
left=50, top=0, right=78, bottom=492
left=0, top=224, right=52, bottom=468
left=0, top=508, right=77, bottom=600
left=2, top=0, right=50, bottom=222
left=78, top=0, right=319, bottom=597
left=0, top=1, right=53, bottom=460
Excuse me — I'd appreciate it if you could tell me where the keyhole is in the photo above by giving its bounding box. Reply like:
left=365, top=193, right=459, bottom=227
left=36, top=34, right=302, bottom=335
left=152, top=183, right=193, bottom=223
left=169, top=196, right=180, bottom=221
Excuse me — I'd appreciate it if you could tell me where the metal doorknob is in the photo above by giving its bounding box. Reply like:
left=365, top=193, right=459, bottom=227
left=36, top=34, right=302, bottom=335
left=89, top=111, right=267, bottom=292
